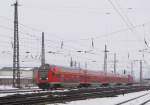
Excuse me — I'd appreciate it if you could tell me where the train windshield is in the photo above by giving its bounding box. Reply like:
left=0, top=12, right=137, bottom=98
left=39, top=64, right=50, bottom=80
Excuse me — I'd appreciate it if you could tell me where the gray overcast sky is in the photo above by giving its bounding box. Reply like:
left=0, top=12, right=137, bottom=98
left=0, top=0, right=150, bottom=79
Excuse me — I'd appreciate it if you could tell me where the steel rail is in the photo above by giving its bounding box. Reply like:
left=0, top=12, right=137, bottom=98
left=115, top=92, right=150, bottom=105
left=0, top=86, right=149, bottom=105
left=140, top=99, right=150, bottom=105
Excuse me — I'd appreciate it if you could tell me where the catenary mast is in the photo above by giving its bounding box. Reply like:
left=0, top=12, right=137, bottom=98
left=12, top=0, right=20, bottom=88
left=41, top=32, right=45, bottom=66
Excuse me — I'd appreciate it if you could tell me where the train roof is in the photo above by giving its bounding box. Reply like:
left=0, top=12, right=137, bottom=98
left=46, top=64, right=129, bottom=78
left=50, top=64, right=81, bottom=71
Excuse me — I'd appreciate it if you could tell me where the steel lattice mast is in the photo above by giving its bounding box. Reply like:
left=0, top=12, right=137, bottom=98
left=41, top=32, right=45, bottom=66
left=114, top=53, right=117, bottom=74
left=103, top=44, right=109, bottom=74
left=12, top=1, right=20, bottom=88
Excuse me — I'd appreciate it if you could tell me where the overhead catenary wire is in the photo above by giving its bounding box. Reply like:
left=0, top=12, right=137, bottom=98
left=0, top=21, right=149, bottom=62
left=0, top=12, right=150, bottom=70
left=0, top=21, right=149, bottom=53
left=0, top=15, right=149, bottom=54
left=1, top=14, right=150, bottom=43
left=108, top=0, right=146, bottom=47
left=107, top=0, right=132, bottom=30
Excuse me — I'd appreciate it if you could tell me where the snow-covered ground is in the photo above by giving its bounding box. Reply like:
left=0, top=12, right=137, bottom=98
left=0, top=85, right=71, bottom=98
left=0, top=86, right=150, bottom=105
left=0, top=85, right=40, bottom=97
left=48, top=90, right=150, bottom=105
left=0, top=85, right=18, bottom=90
left=0, top=85, right=39, bottom=90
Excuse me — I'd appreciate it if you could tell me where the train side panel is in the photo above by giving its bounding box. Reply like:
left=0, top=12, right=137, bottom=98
left=36, top=64, right=134, bottom=89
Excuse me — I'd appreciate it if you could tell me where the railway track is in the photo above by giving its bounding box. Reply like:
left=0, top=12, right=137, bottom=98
left=0, top=86, right=149, bottom=105
left=140, top=99, right=150, bottom=105
left=115, top=92, right=150, bottom=105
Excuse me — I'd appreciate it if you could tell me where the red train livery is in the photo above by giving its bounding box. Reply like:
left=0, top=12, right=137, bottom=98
left=35, top=64, right=133, bottom=89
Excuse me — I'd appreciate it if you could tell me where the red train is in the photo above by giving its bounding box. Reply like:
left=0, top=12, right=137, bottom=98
left=35, top=64, right=134, bottom=89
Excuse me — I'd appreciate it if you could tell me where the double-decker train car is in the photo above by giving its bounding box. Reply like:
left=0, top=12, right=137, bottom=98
left=35, top=64, right=134, bottom=89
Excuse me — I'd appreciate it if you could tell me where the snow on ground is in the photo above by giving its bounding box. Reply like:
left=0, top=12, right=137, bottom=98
left=0, top=93, right=15, bottom=97
left=146, top=102, right=150, bottom=105
left=0, top=85, right=17, bottom=90
left=48, top=90, right=150, bottom=105
left=0, top=85, right=39, bottom=90
left=0, top=85, right=41, bottom=97
left=0, top=86, right=150, bottom=105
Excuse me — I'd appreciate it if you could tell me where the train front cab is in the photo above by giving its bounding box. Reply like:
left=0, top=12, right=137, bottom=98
left=37, top=64, right=51, bottom=89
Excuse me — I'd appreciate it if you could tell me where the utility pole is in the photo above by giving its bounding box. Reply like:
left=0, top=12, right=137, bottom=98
left=78, top=62, right=80, bottom=68
left=104, top=44, right=109, bottom=73
left=70, top=57, right=73, bottom=67
left=12, top=0, right=20, bottom=88
left=113, top=53, right=116, bottom=73
left=131, top=61, right=134, bottom=78
left=74, top=61, right=77, bottom=68
left=41, top=32, right=45, bottom=66
left=140, top=60, right=143, bottom=85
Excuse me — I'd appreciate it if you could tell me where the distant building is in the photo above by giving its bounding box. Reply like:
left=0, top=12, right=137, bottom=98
left=0, top=67, right=38, bottom=87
